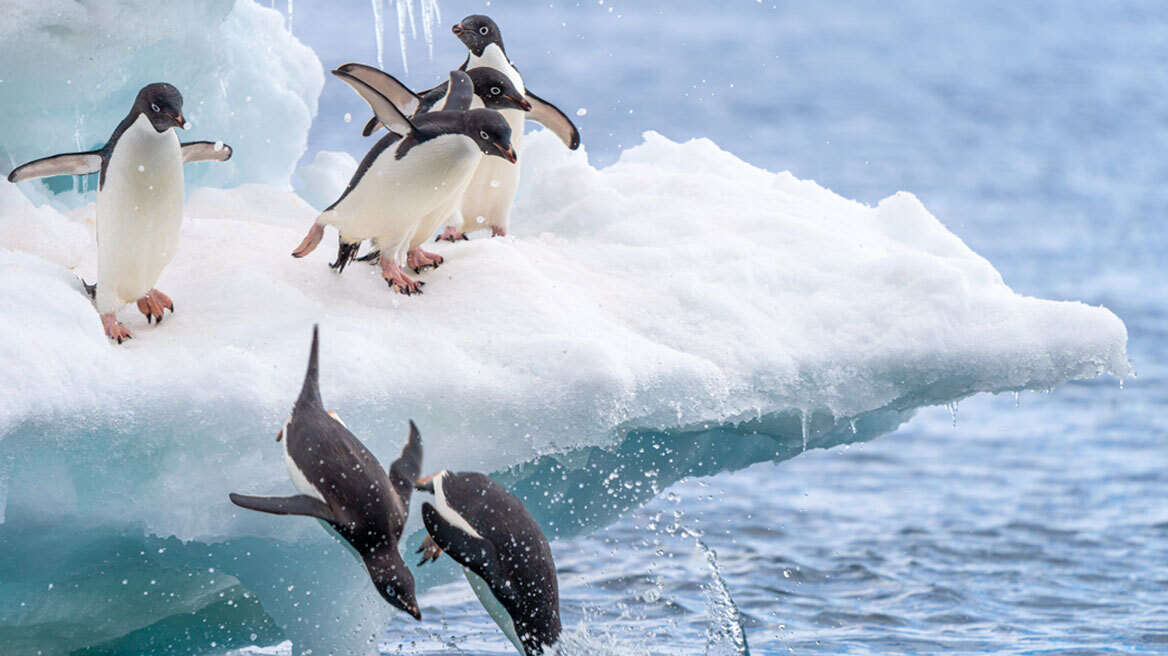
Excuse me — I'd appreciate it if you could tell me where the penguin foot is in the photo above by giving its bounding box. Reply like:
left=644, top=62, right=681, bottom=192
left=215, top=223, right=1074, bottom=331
left=407, top=248, right=444, bottom=273
left=355, top=248, right=382, bottom=265
left=380, top=260, right=424, bottom=296
left=101, top=313, right=133, bottom=344
left=292, top=222, right=325, bottom=258
left=136, top=289, right=174, bottom=325
left=415, top=535, right=444, bottom=566
left=436, top=227, right=468, bottom=242
left=490, top=226, right=507, bottom=238
left=330, top=241, right=361, bottom=274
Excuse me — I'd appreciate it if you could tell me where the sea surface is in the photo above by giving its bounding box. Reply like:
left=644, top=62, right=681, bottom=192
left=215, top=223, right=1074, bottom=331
left=274, top=1, right=1166, bottom=653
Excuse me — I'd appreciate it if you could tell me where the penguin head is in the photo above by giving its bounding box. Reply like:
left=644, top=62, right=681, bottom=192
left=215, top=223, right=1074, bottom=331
left=464, top=109, right=516, bottom=163
left=467, top=68, right=532, bottom=112
left=452, top=15, right=504, bottom=56
left=135, top=83, right=186, bottom=132
left=368, top=555, right=420, bottom=620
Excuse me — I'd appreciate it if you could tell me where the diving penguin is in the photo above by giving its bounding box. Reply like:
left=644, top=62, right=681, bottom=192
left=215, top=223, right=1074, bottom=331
left=6, top=83, right=232, bottom=343
left=437, top=14, right=582, bottom=242
left=291, top=69, right=516, bottom=294
left=415, top=470, right=561, bottom=655
left=229, top=326, right=424, bottom=620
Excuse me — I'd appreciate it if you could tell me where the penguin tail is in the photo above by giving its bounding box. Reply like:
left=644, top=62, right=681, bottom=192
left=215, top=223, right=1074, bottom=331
left=292, top=222, right=325, bottom=258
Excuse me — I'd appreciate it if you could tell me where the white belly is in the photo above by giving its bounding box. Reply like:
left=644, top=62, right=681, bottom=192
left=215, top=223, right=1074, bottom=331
left=322, top=134, right=480, bottom=263
left=458, top=47, right=527, bottom=234
left=464, top=568, right=524, bottom=655
left=95, top=115, right=184, bottom=313
left=458, top=111, right=524, bottom=233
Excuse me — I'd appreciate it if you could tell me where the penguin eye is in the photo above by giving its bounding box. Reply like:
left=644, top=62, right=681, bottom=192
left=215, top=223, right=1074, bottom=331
left=479, top=26, right=489, bottom=35
left=490, top=87, right=501, bottom=96
left=151, top=103, right=160, bottom=113
left=480, top=130, right=490, bottom=140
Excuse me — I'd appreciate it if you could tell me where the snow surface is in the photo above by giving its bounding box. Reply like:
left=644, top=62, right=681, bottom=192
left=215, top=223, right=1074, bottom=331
left=0, top=125, right=1131, bottom=653
left=0, top=127, right=1131, bottom=533
left=0, top=0, right=323, bottom=199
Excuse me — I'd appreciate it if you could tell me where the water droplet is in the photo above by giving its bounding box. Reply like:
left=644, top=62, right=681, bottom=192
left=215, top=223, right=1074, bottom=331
left=137, top=165, right=145, bottom=172
left=576, top=107, right=587, bottom=117
left=344, top=112, right=352, bottom=123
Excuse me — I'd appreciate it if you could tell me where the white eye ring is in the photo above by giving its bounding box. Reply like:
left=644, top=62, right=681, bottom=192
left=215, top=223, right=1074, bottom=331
left=490, top=87, right=501, bottom=95
left=151, top=103, right=160, bottom=112
left=479, top=26, right=489, bottom=35
left=480, top=130, right=489, bottom=140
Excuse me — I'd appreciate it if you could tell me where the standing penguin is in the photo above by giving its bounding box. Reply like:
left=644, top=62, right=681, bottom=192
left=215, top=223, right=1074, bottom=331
left=292, top=69, right=516, bottom=294
left=229, top=326, right=423, bottom=620
left=334, top=64, right=533, bottom=264
left=415, top=470, right=561, bottom=655
left=436, top=14, right=581, bottom=241
left=6, top=83, right=232, bottom=343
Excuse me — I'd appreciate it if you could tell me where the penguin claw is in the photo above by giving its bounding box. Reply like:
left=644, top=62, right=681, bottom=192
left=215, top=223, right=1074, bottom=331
left=436, top=227, right=467, bottom=242
left=101, top=313, right=133, bottom=344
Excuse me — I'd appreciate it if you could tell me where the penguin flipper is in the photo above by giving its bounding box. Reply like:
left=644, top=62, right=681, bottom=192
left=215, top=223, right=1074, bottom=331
left=334, top=63, right=421, bottom=135
left=388, top=420, right=423, bottom=508
left=229, top=493, right=335, bottom=522
left=7, top=151, right=103, bottom=183
left=181, top=141, right=233, bottom=164
left=437, top=72, right=473, bottom=112
left=525, top=90, right=581, bottom=150
left=421, top=502, right=519, bottom=606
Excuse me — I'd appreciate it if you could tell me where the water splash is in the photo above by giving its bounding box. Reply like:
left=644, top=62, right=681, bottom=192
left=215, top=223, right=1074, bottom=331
left=693, top=535, right=751, bottom=656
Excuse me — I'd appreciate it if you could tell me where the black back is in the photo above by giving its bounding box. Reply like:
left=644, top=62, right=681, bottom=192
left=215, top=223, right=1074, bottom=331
left=285, top=328, right=422, bottom=613
left=441, top=472, right=560, bottom=653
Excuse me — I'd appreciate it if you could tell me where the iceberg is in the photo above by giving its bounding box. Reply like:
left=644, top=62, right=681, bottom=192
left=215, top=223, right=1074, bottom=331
left=0, top=128, right=1130, bottom=654
left=0, top=0, right=323, bottom=202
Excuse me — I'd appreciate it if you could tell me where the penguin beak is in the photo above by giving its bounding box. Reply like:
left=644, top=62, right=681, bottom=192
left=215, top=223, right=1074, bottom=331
left=494, top=143, right=517, bottom=163
left=509, top=95, right=533, bottom=112
left=452, top=23, right=465, bottom=36
left=169, top=112, right=186, bottom=129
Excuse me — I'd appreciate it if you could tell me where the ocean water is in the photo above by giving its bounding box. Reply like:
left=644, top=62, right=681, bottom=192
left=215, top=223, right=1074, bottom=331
left=282, top=1, right=1164, bottom=653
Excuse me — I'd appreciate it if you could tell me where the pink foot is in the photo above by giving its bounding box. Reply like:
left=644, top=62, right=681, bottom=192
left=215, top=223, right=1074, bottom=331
left=407, top=248, right=444, bottom=273
left=435, top=226, right=468, bottom=242
left=491, top=226, right=507, bottom=238
left=415, top=534, right=445, bottom=566
left=136, top=288, right=174, bottom=325
left=292, top=222, right=325, bottom=258
left=101, top=313, right=133, bottom=344
left=380, top=258, right=424, bottom=296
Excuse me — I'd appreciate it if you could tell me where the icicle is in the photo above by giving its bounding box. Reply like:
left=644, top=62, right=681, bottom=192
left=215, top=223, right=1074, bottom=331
left=371, top=0, right=385, bottom=70
left=800, top=410, right=809, bottom=452
left=421, top=0, right=440, bottom=58
left=1013, top=391, right=1020, bottom=407
left=404, top=0, right=418, bottom=39
left=287, top=0, right=294, bottom=33
left=395, top=0, right=409, bottom=73
left=946, top=401, right=959, bottom=427
left=849, top=419, right=857, bottom=434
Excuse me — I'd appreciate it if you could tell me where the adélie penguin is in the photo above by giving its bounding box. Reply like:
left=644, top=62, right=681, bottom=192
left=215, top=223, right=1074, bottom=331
left=291, top=69, right=516, bottom=294
left=334, top=64, right=533, bottom=263
left=6, top=83, right=232, bottom=343
left=229, top=326, right=424, bottom=620
left=437, top=14, right=582, bottom=242
left=415, top=470, right=561, bottom=655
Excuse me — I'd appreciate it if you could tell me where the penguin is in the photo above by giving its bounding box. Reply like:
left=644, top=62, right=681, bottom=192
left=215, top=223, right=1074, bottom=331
left=229, top=326, right=423, bottom=620
left=342, top=65, right=532, bottom=135
left=6, top=83, right=232, bottom=343
left=291, top=69, right=516, bottom=295
left=415, top=470, right=561, bottom=656
left=437, top=14, right=581, bottom=242
left=334, top=64, right=533, bottom=263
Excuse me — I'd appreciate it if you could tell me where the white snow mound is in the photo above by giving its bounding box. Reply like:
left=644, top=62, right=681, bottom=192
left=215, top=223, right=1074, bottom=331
left=0, top=129, right=1130, bottom=540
